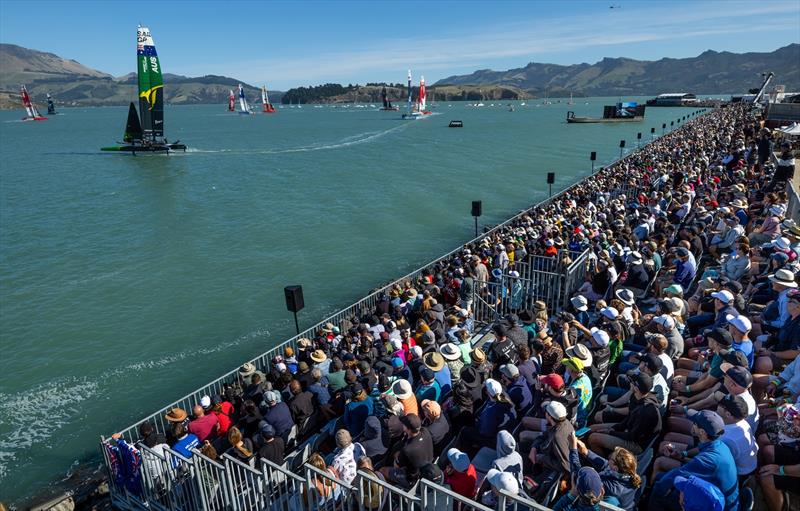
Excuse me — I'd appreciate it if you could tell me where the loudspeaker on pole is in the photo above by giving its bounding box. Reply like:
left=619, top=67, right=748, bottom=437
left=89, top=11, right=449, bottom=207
left=284, top=285, right=305, bottom=313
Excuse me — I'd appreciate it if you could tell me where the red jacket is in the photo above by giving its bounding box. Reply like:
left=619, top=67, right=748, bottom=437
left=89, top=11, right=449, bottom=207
left=445, top=464, right=478, bottom=498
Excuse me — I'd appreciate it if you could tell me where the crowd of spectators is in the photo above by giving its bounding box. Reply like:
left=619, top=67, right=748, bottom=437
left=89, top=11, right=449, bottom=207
left=111, top=103, right=799, bottom=511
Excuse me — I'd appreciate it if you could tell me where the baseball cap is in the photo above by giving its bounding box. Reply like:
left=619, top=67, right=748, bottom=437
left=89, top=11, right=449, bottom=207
left=640, top=353, right=663, bottom=374
left=721, top=363, right=753, bottom=388
left=705, top=327, right=733, bottom=347
left=486, top=468, right=520, bottom=494
left=589, top=327, right=610, bottom=346
left=447, top=448, right=471, bottom=473
left=631, top=372, right=653, bottom=394
left=600, top=307, right=619, bottom=320
left=718, top=394, right=749, bottom=420
left=485, top=378, right=503, bottom=398
left=576, top=467, right=603, bottom=499
left=571, top=295, right=589, bottom=312
left=539, top=373, right=565, bottom=390
left=721, top=350, right=749, bottom=368
left=546, top=401, right=568, bottom=420
left=710, top=290, right=734, bottom=304
left=724, top=313, right=752, bottom=333
left=674, top=475, right=724, bottom=511
left=654, top=314, right=675, bottom=329
left=200, top=395, right=211, bottom=409
left=499, top=364, right=520, bottom=379
left=687, top=409, right=725, bottom=438
left=663, top=284, right=683, bottom=295
left=259, top=421, right=276, bottom=438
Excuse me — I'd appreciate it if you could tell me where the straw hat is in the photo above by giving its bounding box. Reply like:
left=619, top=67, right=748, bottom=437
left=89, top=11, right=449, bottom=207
left=424, top=352, right=446, bottom=372
left=769, top=268, right=798, bottom=288
left=470, top=347, right=486, bottom=364
left=565, top=343, right=593, bottom=368
left=440, top=343, right=461, bottom=361
left=238, top=363, right=256, bottom=377
left=310, top=350, right=327, bottom=363
left=392, top=379, right=413, bottom=400
left=165, top=407, right=188, bottom=423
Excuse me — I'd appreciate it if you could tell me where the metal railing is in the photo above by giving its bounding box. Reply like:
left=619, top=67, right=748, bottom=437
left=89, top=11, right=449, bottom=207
left=419, top=478, right=493, bottom=511
left=100, top=110, right=715, bottom=511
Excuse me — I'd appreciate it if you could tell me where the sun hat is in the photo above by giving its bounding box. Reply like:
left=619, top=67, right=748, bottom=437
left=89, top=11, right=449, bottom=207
left=447, top=448, right=471, bottom=473
left=392, top=379, right=413, bottom=400
left=773, top=237, right=792, bottom=250
left=321, top=322, right=335, bottom=333
left=499, top=364, right=520, bottom=379
left=486, top=468, right=520, bottom=494
left=310, top=350, right=327, bottom=363
left=663, top=284, right=683, bottom=296
left=566, top=343, right=594, bottom=367
left=576, top=467, right=603, bottom=500
left=484, top=378, right=503, bottom=398
left=570, top=295, right=589, bottom=312
left=470, top=347, right=486, bottom=364
left=297, top=338, right=313, bottom=348
left=770, top=204, right=786, bottom=216
left=615, top=288, right=635, bottom=305
left=724, top=313, right=752, bottom=333
left=562, top=356, right=585, bottom=373
left=239, top=363, right=256, bottom=377
left=460, top=366, right=481, bottom=388
left=424, top=352, right=446, bottom=372
left=710, top=290, right=734, bottom=303
left=165, top=407, right=188, bottom=423
left=769, top=268, right=798, bottom=288
left=440, top=343, right=462, bottom=361
left=534, top=300, right=547, bottom=311
left=686, top=409, right=725, bottom=438
left=674, top=475, right=724, bottom=511
left=545, top=401, right=568, bottom=420
left=600, top=307, right=619, bottom=320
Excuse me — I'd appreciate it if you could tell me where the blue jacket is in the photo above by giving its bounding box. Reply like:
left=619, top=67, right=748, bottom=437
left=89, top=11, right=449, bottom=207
left=506, top=376, right=533, bottom=411
left=264, top=402, right=295, bottom=437
left=571, top=448, right=639, bottom=511
left=477, top=400, right=516, bottom=437
left=434, top=365, right=452, bottom=396
left=344, top=396, right=374, bottom=436
left=652, top=439, right=739, bottom=511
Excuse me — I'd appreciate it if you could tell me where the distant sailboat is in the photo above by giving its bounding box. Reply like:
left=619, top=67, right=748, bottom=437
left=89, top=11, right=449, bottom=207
left=401, top=70, right=422, bottom=119
left=567, top=92, right=575, bottom=106
left=380, top=86, right=399, bottom=111
left=228, top=90, right=235, bottom=112
left=419, top=76, right=431, bottom=115
left=262, top=86, right=276, bottom=113
left=101, top=25, right=185, bottom=152
left=237, top=84, right=252, bottom=115
left=20, top=85, right=47, bottom=121
left=46, top=93, right=57, bottom=115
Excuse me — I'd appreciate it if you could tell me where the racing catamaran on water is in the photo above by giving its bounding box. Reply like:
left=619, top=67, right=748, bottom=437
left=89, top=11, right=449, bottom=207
left=46, top=93, right=58, bottom=115
left=401, top=70, right=422, bottom=119
left=419, top=76, right=431, bottom=115
left=237, top=84, right=252, bottom=115
left=20, top=85, right=47, bottom=121
left=101, top=25, right=185, bottom=152
left=380, top=86, right=399, bottom=111
left=262, top=86, right=276, bottom=113
left=228, top=90, right=235, bottom=112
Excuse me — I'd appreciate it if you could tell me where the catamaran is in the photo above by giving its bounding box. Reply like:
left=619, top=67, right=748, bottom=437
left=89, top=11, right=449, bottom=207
left=237, top=84, right=252, bottom=115
left=46, top=93, right=58, bottom=115
left=419, top=76, right=431, bottom=115
left=20, top=85, right=47, bottom=121
left=228, top=90, right=235, bottom=112
left=101, top=26, right=185, bottom=152
left=379, top=86, right=399, bottom=111
left=261, top=86, right=276, bottom=113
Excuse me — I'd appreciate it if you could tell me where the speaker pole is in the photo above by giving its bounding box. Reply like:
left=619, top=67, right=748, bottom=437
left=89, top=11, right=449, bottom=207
left=619, top=139, right=625, bottom=159
left=547, top=172, right=555, bottom=198
left=471, top=200, right=482, bottom=238
left=590, top=151, right=596, bottom=174
left=284, top=285, right=305, bottom=336
left=292, top=311, right=299, bottom=336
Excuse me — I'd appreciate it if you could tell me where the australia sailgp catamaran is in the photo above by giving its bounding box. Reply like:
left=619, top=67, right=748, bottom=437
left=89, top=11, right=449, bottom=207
left=20, top=85, right=47, bottom=121
left=46, top=93, right=57, bottom=115
left=101, top=25, right=185, bottom=152
left=237, top=84, right=252, bottom=115
left=262, top=86, right=276, bottom=113
left=401, top=70, right=421, bottom=119
left=380, top=86, right=399, bottom=111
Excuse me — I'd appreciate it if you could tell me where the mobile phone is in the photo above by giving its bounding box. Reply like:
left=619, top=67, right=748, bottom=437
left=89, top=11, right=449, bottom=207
left=575, top=427, right=591, bottom=437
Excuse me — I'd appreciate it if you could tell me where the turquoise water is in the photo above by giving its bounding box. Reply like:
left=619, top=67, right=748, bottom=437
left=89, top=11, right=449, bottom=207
left=0, top=98, right=696, bottom=502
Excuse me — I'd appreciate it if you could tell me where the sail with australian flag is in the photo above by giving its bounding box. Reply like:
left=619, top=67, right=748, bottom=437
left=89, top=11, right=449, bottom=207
left=101, top=25, right=185, bottom=152
left=46, top=93, right=57, bottom=115
left=238, top=84, right=251, bottom=115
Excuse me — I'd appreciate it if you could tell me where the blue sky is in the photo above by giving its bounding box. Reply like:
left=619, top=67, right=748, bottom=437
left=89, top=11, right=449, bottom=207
left=1, top=0, right=798, bottom=90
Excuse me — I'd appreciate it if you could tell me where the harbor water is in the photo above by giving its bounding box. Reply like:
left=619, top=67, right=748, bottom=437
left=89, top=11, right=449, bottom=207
left=0, top=98, right=696, bottom=503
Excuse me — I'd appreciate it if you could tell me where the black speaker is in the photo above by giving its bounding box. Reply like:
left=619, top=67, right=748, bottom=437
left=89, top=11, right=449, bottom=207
left=590, top=151, right=597, bottom=161
left=471, top=200, right=482, bottom=217
left=284, top=285, right=304, bottom=313
left=547, top=172, right=555, bottom=184
left=671, top=121, right=674, bottom=126
left=662, top=123, right=666, bottom=129
left=637, top=132, right=642, bottom=140
left=619, top=140, right=626, bottom=148
left=651, top=127, right=655, bottom=134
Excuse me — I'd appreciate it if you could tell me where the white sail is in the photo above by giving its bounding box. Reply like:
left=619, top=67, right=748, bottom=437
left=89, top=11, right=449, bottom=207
left=261, top=86, right=267, bottom=105
left=420, top=76, right=426, bottom=111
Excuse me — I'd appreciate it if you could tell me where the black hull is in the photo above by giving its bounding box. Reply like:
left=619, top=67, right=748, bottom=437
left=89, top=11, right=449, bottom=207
left=101, top=142, right=187, bottom=153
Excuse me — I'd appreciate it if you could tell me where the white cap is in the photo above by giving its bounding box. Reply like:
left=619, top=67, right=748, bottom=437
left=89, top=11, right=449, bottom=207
left=590, top=327, right=610, bottom=346
left=725, top=313, right=752, bottom=333
left=391, top=338, right=403, bottom=350
left=200, top=395, right=211, bottom=408
left=600, top=307, right=619, bottom=320
left=486, top=468, right=520, bottom=494
left=546, top=401, right=567, bottom=420
left=711, top=290, right=734, bottom=304
left=499, top=364, right=519, bottom=379
left=545, top=239, right=554, bottom=247
left=484, top=378, right=503, bottom=398
left=570, top=295, right=588, bottom=312
left=654, top=314, right=675, bottom=330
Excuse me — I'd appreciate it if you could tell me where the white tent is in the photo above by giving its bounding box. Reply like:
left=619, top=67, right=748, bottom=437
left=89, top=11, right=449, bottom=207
left=777, top=122, right=800, bottom=136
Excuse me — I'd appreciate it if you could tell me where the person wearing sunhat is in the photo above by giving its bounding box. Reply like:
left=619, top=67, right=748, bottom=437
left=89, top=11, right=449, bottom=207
left=238, top=362, right=266, bottom=387
left=759, top=268, right=798, bottom=333
left=423, top=351, right=452, bottom=396
left=563, top=356, right=592, bottom=428
left=392, top=379, right=418, bottom=417
left=440, top=343, right=464, bottom=383
left=650, top=410, right=739, bottom=511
